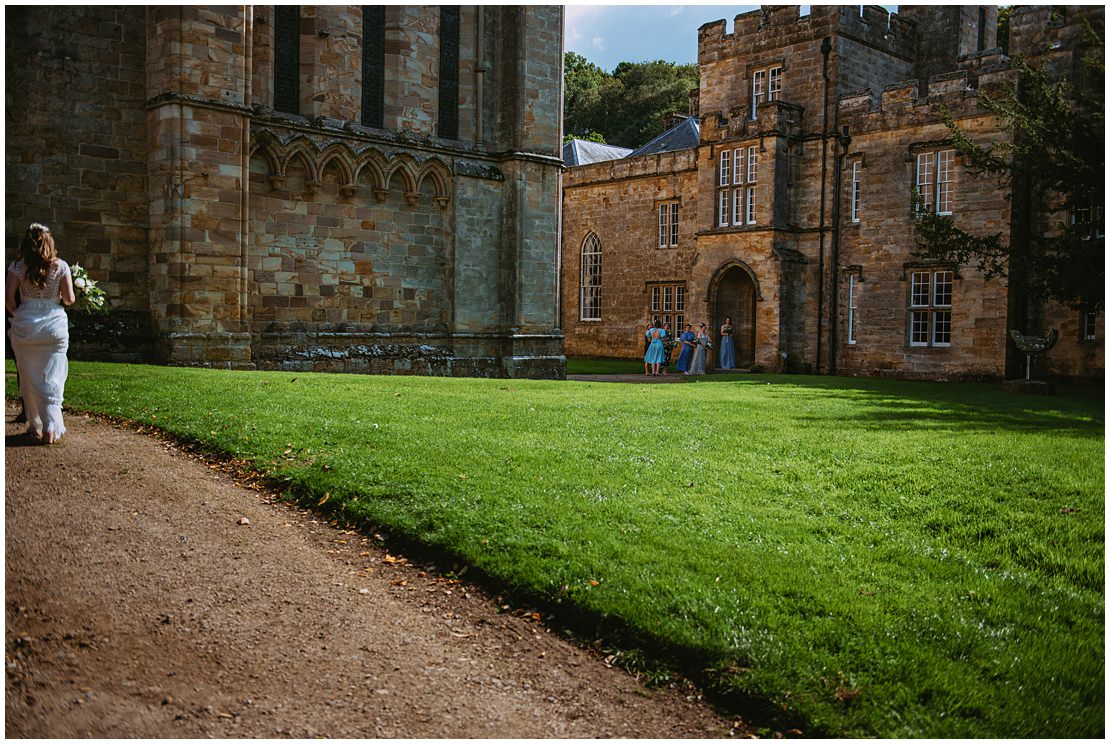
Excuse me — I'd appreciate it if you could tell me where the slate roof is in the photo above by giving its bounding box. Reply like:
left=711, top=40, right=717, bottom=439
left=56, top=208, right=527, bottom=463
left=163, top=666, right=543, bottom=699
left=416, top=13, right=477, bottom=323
left=627, top=116, right=701, bottom=158
left=562, top=138, right=633, bottom=166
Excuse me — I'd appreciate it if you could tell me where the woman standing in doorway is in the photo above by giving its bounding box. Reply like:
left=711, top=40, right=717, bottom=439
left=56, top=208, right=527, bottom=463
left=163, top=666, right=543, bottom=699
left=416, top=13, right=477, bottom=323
left=6, top=223, right=75, bottom=444
left=718, top=315, right=735, bottom=370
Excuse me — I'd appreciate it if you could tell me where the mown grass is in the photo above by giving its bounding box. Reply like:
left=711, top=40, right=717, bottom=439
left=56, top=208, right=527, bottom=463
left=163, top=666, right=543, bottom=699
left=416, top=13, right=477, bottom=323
left=12, top=361, right=1103, bottom=737
left=566, top=356, right=648, bottom=375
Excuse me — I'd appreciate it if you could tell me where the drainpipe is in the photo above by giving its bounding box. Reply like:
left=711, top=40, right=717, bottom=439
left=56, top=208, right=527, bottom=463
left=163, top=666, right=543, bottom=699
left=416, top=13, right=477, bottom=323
left=829, top=125, right=850, bottom=375
left=815, top=37, right=831, bottom=373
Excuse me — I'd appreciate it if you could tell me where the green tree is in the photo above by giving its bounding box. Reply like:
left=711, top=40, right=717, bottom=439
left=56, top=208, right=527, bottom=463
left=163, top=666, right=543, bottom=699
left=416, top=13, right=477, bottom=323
left=562, top=53, right=699, bottom=149
left=563, top=52, right=609, bottom=142
left=913, top=22, right=1104, bottom=311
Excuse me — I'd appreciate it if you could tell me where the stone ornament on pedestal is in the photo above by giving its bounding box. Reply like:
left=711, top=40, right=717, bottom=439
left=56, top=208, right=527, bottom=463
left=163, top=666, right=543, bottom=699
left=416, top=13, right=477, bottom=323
left=1004, top=328, right=1059, bottom=394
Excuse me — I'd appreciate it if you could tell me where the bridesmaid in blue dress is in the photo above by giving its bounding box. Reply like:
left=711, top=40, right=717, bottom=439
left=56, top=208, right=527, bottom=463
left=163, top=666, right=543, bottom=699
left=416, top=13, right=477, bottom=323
left=675, top=323, right=695, bottom=373
left=689, top=323, right=708, bottom=376
left=719, top=315, right=735, bottom=370
left=644, top=320, right=667, bottom=376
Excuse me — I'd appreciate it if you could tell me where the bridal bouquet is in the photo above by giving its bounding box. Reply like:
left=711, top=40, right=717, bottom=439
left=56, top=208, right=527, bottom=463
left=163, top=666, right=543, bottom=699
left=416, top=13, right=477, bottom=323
left=71, top=263, right=108, bottom=313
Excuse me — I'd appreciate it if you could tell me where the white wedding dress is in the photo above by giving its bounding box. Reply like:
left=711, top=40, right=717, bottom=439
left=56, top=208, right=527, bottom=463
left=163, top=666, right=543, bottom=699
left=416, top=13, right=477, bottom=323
left=8, top=258, right=70, bottom=441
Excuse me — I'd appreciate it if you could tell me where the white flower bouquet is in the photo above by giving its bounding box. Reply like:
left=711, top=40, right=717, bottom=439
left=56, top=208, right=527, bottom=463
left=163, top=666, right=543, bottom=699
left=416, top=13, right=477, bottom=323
left=71, top=263, right=108, bottom=313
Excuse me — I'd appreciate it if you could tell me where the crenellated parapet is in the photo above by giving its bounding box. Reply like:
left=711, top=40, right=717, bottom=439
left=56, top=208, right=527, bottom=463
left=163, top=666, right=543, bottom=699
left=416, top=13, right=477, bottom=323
left=835, top=5, right=916, bottom=60
left=563, top=148, right=697, bottom=189
left=836, top=63, right=1019, bottom=135
left=699, top=100, right=805, bottom=144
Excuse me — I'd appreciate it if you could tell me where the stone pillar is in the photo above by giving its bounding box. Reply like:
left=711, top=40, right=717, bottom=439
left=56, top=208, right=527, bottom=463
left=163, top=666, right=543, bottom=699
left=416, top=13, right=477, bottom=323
left=493, top=6, right=565, bottom=378
left=146, top=6, right=253, bottom=366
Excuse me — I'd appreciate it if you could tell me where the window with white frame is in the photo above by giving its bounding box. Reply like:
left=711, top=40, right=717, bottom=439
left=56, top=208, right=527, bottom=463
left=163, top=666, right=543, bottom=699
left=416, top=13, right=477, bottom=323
left=579, top=233, right=601, bottom=321
left=847, top=274, right=858, bottom=344
left=650, top=283, right=685, bottom=331
left=916, top=150, right=955, bottom=215
left=1082, top=307, right=1099, bottom=341
left=750, top=65, right=781, bottom=118
left=909, top=269, right=953, bottom=347
left=1071, top=202, right=1104, bottom=240
left=717, top=145, right=758, bottom=227
left=745, top=145, right=758, bottom=224
left=657, top=201, right=679, bottom=248
left=851, top=161, right=861, bottom=223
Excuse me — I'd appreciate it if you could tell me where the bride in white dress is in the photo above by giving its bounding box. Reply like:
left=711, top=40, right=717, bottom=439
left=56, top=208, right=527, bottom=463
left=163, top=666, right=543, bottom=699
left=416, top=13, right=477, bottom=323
left=6, top=223, right=75, bottom=444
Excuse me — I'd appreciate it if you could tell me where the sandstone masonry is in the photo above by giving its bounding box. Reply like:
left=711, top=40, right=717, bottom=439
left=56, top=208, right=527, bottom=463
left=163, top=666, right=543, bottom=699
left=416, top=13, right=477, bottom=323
left=6, top=5, right=566, bottom=378
left=561, top=5, right=1103, bottom=382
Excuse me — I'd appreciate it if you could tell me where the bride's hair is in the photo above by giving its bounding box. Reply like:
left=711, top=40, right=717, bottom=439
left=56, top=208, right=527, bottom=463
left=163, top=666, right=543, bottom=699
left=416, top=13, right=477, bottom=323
left=20, top=223, right=56, bottom=287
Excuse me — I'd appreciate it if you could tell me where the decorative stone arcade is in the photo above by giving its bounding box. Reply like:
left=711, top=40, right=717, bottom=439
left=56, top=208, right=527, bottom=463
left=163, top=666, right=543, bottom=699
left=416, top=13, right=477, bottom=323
left=143, top=6, right=566, bottom=379
left=4, top=5, right=566, bottom=379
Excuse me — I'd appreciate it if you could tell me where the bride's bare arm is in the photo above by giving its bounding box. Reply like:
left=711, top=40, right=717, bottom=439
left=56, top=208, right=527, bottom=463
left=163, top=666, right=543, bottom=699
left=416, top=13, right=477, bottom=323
left=59, top=268, right=76, bottom=306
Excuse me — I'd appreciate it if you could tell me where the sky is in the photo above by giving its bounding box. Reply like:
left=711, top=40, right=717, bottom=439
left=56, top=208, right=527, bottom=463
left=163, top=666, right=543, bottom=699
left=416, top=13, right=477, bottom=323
left=563, top=4, right=898, bottom=72
left=564, top=3, right=758, bottom=71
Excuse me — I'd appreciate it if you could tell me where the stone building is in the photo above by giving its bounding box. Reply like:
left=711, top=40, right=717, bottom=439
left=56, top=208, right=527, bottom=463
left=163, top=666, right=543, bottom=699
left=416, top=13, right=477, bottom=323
left=6, top=5, right=566, bottom=378
left=561, top=5, right=1104, bottom=381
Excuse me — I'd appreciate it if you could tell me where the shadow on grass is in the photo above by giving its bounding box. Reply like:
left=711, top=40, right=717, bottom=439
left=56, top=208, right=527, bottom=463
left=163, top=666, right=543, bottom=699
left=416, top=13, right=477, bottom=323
left=696, top=374, right=1104, bottom=437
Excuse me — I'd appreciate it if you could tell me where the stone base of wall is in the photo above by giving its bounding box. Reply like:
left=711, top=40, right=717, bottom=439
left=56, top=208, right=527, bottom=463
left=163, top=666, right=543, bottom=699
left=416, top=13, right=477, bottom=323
left=251, top=332, right=566, bottom=379
left=158, top=331, right=256, bottom=370
left=1001, top=379, right=1056, bottom=395
left=68, top=310, right=157, bottom=363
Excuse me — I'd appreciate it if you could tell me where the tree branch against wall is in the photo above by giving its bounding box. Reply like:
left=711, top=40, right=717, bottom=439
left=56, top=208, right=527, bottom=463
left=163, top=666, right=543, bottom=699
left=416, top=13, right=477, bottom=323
left=913, top=21, right=1104, bottom=311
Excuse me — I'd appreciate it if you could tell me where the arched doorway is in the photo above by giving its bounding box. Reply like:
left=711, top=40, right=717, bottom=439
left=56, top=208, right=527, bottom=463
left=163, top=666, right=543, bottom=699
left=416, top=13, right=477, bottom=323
left=714, top=265, right=757, bottom=367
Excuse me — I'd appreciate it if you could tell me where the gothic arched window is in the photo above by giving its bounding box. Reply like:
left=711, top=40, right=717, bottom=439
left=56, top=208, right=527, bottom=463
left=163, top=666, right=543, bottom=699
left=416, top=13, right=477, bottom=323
left=580, top=233, right=602, bottom=321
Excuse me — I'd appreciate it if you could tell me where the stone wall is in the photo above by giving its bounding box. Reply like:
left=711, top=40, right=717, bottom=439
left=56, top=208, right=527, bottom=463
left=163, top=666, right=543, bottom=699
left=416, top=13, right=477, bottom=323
left=6, top=5, right=565, bottom=379
left=562, top=4, right=1102, bottom=382
left=5, top=5, right=153, bottom=359
left=834, top=75, right=1014, bottom=380
left=561, top=150, right=698, bottom=358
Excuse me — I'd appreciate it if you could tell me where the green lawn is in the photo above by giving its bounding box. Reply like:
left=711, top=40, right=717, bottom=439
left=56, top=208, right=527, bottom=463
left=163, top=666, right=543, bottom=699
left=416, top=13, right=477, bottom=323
left=10, top=362, right=1104, bottom=737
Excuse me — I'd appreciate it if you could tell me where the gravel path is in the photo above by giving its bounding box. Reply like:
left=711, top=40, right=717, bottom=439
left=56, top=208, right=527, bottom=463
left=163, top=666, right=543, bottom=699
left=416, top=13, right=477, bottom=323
left=5, top=402, right=739, bottom=738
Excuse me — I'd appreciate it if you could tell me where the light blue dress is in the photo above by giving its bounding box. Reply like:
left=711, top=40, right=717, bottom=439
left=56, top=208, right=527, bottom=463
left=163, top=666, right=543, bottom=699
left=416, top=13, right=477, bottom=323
left=644, top=328, right=666, bottom=364
left=689, top=333, right=708, bottom=375
left=719, top=326, right=735, bottom=369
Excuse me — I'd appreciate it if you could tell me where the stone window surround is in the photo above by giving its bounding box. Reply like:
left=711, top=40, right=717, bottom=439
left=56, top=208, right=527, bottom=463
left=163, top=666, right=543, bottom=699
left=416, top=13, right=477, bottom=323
left=910, top=143, right=957, bottom=216
left=849, top=158, right=862, bottom=223
left=716, top=144, right=758, bottom=228
left=1081, top=307, right=1099, bottom=342
left=847, top=273, right=858, bottom=345
left=648, top=281, right=686, bottom=331
left=579, top=232, right=602, bottom=322
left=905, top=265, right=956, bottom=348
left=745, top=58, right=786, bottom=119
left=655, top=198, right=681, bottom=248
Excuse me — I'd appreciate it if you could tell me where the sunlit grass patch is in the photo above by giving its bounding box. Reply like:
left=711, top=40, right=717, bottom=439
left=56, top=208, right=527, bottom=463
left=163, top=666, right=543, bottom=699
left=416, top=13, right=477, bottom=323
left=20, top=361, right=1104, bottom=737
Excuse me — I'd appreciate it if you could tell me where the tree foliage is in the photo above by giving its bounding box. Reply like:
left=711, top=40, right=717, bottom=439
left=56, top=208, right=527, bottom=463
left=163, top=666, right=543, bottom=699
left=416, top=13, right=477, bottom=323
left=913, top=21, right=1104, bottom=310
left=563, top=53, right=699, bottom=149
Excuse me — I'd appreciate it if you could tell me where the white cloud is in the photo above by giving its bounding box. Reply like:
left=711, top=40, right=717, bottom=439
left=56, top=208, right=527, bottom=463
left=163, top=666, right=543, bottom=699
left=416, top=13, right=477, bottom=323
left=591, top=36, right=606, bottom=52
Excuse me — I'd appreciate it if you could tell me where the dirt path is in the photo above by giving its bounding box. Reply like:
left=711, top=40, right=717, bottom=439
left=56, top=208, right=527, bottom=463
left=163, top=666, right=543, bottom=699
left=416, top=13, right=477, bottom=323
left=5, top=402, right=738, bottom=738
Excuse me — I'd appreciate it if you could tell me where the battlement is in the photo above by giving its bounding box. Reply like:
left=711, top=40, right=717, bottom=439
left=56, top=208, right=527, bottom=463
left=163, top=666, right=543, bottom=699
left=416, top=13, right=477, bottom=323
left=563, top=148, right=697, bottom=189
left=836, top=5, right=916, bottom=59
left=699, top=5, right=914, bottom=60
left=837, top=62, right=1017, bottom=130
